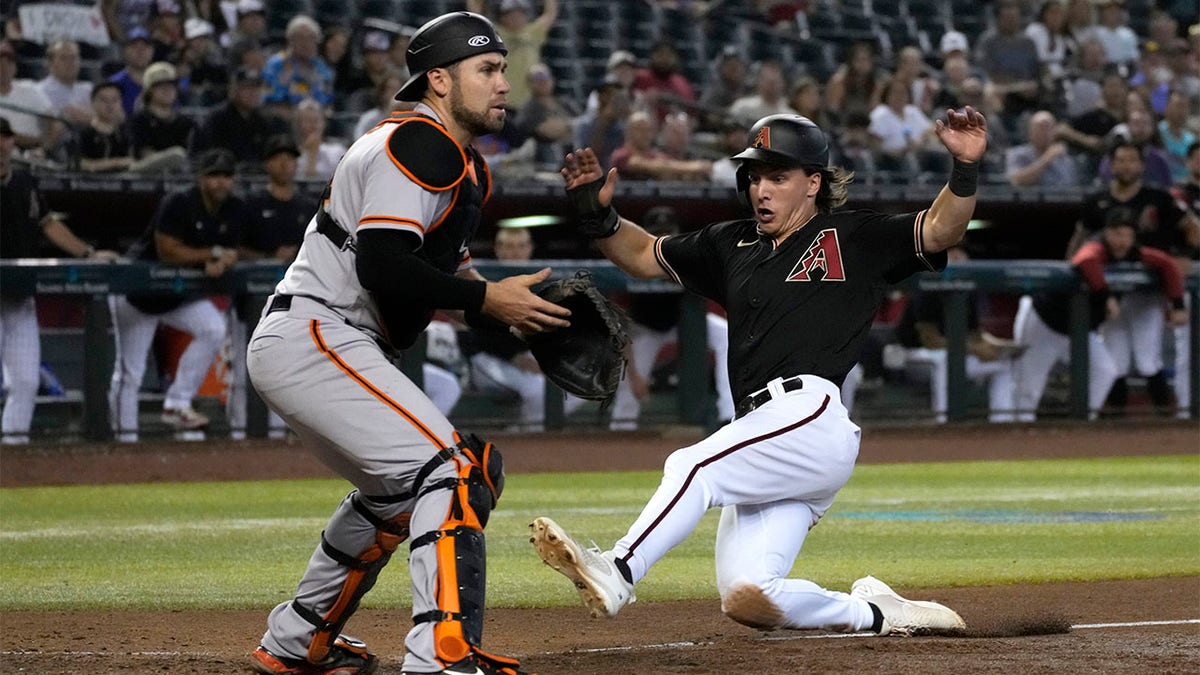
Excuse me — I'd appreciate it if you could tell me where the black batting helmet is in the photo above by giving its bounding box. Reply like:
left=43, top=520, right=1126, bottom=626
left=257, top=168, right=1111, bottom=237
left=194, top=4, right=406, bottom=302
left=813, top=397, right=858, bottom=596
left=395, top=12, right=507, bottom=102
left=731, top=114, right=829, bottom=205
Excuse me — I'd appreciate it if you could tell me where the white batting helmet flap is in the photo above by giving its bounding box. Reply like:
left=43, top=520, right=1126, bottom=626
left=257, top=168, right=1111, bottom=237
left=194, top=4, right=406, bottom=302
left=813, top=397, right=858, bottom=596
left=395, top=12, right=508, bottom=101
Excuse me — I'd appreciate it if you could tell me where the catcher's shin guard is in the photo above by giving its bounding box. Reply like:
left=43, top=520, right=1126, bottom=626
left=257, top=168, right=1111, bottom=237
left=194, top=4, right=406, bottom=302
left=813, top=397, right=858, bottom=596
left=411, top=431, right=515, bottom=667
left=294, top=494, right=411, bottom=663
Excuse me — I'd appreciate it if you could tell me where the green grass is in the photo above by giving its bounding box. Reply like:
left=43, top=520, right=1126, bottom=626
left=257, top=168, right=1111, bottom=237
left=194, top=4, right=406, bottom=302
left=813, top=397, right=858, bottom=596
left=1, top=455, right=1196, bottom=611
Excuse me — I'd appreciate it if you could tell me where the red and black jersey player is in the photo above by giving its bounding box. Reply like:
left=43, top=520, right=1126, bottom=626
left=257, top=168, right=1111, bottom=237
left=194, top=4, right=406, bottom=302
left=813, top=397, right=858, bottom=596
left=530, top=109, right=988, bottom=636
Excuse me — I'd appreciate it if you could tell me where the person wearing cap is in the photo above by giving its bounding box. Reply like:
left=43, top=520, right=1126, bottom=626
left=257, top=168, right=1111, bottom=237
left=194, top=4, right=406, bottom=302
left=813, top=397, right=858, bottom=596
left=466, top=0, right=558, bottom=109
left=101, top=0, right=155, bottom=45
left=77, top=82, right=135, bottom=173
left=192, top=66, right=286, bottom=165
left=1, top=117, right=119, bottom=444
left=582, top=49, right=637, bottom=116
left=533, top=107, right=988, bottom=634
left=246, top=11, right=555, bottom=675
left=0, top=39, right=59, bottom=153
left=697, top=46, right=748, bottom=131
left=176, top=17, right=229, bottom=106
left=573, top=72, right=630, bottom=170
left=128, top=61, right=192, bottom=172
left=351, top=70, right=409, bottom=139
left=339, top=29, right=400, bottom=111
left=261, top=15, right=334, bottom=113
left=147, top=0, right=185, bottom=61
left=107, top=27, right=156, bottom=116
left=225, top=0, right=268, bottom=47
left=513, top=61, right=578, bottom=169
left=974, top=0, right=1041, bottom=128
left=107, top=148, right=248, bottom=442
left=224, top=135, right=314, bottom=439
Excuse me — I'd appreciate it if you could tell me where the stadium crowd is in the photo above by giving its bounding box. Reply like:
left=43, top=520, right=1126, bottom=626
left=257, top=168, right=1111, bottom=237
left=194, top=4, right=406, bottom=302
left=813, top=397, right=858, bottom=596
left=1, top=0, right=1198, bottom=442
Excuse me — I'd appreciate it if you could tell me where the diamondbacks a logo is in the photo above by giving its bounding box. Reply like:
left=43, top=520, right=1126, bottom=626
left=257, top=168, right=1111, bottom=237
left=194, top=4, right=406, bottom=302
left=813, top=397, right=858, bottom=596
left=752, top=126, right=771, bottom=149
left=786, top=228, right=845, bottom=282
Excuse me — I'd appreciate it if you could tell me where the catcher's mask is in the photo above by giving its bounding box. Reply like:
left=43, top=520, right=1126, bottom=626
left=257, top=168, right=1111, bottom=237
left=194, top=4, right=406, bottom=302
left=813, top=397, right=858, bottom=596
left=732, top=114, right=829, bottom=207
left=395, top=12, right=507, bottom=101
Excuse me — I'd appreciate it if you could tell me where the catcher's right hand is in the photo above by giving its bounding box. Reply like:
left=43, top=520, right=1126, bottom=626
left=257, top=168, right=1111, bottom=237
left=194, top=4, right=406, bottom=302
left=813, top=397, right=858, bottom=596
left=483, top=267, right=572, bottom=335
left=562, top=148, right=620, bottom=239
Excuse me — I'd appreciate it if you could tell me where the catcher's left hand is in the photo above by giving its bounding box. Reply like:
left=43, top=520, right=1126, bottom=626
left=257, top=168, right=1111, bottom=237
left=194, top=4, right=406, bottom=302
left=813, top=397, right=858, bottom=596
left=524, top=272, right=629, bottom=401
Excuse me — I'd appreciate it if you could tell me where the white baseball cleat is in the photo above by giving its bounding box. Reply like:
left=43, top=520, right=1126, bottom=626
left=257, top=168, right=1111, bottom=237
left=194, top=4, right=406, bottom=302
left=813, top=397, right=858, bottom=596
left=851, top=575, right=967, bottom=636
left=529, top=516, right=635, bottom=618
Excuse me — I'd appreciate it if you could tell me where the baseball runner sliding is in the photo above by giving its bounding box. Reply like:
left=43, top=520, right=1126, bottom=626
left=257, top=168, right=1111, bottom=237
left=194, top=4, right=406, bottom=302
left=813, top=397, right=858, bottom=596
left=531, top=108, right=988, bottom=635
left=247, top=12, right=561, bottom=675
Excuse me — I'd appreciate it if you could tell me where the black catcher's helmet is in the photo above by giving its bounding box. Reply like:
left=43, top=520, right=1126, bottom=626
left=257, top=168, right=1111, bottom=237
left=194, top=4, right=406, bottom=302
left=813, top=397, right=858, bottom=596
left=395, top=12, right=507, bottom=101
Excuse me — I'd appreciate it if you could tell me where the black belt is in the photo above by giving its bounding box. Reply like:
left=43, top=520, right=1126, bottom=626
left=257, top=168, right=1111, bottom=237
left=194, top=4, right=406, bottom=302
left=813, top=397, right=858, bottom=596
left=267, top=294, right=293, bottom=314
left=734, top=376, right=804, bottom=419
left=266, top=293, right=399, bottom=357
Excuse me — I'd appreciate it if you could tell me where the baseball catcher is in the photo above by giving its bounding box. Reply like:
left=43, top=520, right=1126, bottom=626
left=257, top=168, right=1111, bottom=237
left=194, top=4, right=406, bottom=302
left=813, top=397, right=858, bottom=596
left=525, top=272, right=629, bottom=402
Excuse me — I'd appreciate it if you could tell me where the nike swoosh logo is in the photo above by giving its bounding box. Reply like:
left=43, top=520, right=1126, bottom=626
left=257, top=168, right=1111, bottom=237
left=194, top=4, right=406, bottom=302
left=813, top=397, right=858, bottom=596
left=409, top=43, right=435, bottom=55
left=736, top=239, right=757, bottom=247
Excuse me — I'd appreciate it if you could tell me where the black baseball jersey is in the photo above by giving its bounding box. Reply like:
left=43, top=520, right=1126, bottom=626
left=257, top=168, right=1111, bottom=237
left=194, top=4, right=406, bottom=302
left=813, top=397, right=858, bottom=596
left=656, top=210, right=946, bottom=401
left=125, top=186, right=248, bottom=314
left=0, top=168, right=46, bottom=260
left=242, top=190, right=316, bottom=256
left=1079, top=186, right=1189, bottom=255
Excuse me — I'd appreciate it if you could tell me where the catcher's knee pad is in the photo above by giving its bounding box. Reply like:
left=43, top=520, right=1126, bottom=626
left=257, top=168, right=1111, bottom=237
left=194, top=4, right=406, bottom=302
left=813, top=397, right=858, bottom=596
left=294, top=493, right=411, bottom=662
left=721, top=581, right=786, bottom=630
left=410, top=431, right=507, bottom=665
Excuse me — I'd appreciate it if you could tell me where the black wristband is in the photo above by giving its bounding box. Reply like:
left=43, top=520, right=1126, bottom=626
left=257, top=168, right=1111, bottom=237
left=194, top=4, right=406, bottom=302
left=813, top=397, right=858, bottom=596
left=948, top=158, right=979, bottom=198
left=583, top=206, right=621, bottom=239
left=567, top=174, right=621, bottom=238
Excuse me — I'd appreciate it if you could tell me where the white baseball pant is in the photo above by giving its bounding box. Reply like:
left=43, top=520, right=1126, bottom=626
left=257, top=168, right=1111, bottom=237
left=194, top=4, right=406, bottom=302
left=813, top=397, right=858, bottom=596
left=1011, top=295, right=1118, bottom=421
left=1172, top=295, right=1192, bottom=418
left=469, top=352, right=583, bottom=430
left=108, top=295, right=226, bottom=441
left=904, top=348, right=1016, bottom=422
left=1100, top=291, right=1167, bottom=377
left=1, top=296, right=40, bottom=444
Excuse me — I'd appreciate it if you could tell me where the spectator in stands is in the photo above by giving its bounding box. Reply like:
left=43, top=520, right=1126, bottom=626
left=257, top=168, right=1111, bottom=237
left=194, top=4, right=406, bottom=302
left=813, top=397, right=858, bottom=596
left=975, top=0, right=1041, bottom=130
left=1061, top=37, right=1108, bottom=119
left=632, top=39, right=698, bottom=123
left=1091, top=0, right=1139, bottom=68
left=352, top=71, right=407, bottom=140
left=607, top=206, right=734, bottom=430
left=786, top=75, right=830, bottom=132
left=77, top=82, right=135, bottom=173
left=1006, top=110, right=1079, bottom=187
left=227, top=135, right=314, bottom=438
left=128, top=62, right=192, bottom=172
left=708, top=117, right=748, bottom=187
left=1159, top=89, right=1197, bottom=183
left=1160, top=39, right=1200, bottom=107
left=340, top=30, right=398, bottom=113
left=610, top=109, right=711, bottom=182
left=1100, top=107, right=1174, bottom=188
left=1064, top=0, right=1097, bottom=44
left=320, top=24, right=354, bottom=107
left=262, top=15, right=334, bottom=115
left=466, top=0, right=559, bottom=110
left=728, top=59, right=795, bottom=129
left=176, top=18, right=227, bottom=106
left=515, top=62, right=578, bottom=170
left=0, top=39, right=59, bottom=155
left=834, top=111, right=877, bottom=176
left=894, top=245, right=1017, bottom=423
left=107, top=149, right=247, bottom=441
left=292, top=97, right=344, bottom=180
left=147, top=0, right=185, bottom=62
left=1092, top=207, right=1189, bottom=416
left=697, top=46, right=748, bottom=131
left=225, top=0, right=267, bottom=48
left=585, top=50, right=638, bottom=115
left=1025, top=0, right=1074, bottom=92
left=228, top=37, right=266, bottom=75
left=1, top=117, right=119, bottom=444
left=959, top=77, right=1012, bottom=177
left=931, top=34, right=979, bottom=112
left=385, top=23, right=416, bottom=80
left=1072, top=137, right=1199, bottom=256
left=824, top=41, right=884, bottom=126
left=193, top=67, right=285, bottom=168
left=573, top=74, right=630, bottom=171
left=36, top=40, right=92, bottom=128
left=420, top=319, right=466, bottom=417
left=1011, top=215, right=1121, bottom=421
left=108, top=27, right=156, bottom=116
left=188, top=0, right=230, bottom=44
left=892, top=46, right=938, bottom=116
left=1058, top=70, right=1126, bottom=171
left=868, top=75, right=942, bottom=179
left=463, top=227, right=582, bottom=431
left=101, top=0, right=155, bottom=45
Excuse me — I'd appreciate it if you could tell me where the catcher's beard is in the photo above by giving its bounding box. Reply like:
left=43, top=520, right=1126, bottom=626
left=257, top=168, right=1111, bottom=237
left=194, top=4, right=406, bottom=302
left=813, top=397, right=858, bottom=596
left=449, top=79, right=505, bottom=137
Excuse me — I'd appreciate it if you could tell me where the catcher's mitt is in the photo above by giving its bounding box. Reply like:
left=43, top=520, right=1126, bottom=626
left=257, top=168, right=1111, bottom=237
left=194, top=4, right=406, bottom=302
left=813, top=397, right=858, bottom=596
left=526, top=272, right=629, bottom=401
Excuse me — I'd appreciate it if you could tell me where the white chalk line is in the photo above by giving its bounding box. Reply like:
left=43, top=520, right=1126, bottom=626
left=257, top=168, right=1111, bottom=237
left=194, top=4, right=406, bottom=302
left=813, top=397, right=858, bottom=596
left=2, top=619, right=1196, bottom=659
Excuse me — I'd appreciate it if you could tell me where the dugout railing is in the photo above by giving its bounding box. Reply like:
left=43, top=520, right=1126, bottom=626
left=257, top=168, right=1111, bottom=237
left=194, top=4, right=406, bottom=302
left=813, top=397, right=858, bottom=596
left=2, top=258, right=1196, bottom=440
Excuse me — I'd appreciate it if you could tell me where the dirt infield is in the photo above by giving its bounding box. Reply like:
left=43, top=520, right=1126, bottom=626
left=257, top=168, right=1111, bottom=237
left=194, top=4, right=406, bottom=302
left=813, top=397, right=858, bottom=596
left=2, top=422, right=1198, bottom=674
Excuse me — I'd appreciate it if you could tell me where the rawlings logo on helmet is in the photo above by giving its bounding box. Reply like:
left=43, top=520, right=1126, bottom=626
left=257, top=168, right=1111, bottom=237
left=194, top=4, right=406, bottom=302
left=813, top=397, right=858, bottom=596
left=468, top=35, right=491, bottom=46
left=752, top=126, right=771, bottom=149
